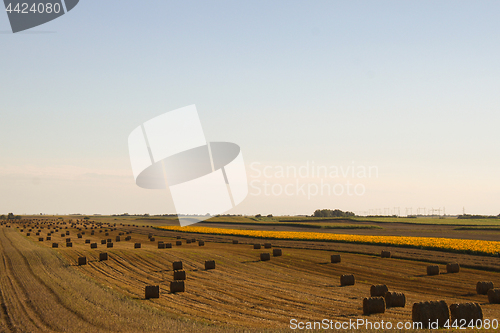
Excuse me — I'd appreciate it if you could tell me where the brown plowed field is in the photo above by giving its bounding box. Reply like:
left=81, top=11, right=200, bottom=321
left=1, top=219, right=500, bottom=332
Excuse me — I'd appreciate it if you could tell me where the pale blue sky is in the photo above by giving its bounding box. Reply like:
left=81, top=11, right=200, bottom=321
left=1, top=1, right=499, bottom=216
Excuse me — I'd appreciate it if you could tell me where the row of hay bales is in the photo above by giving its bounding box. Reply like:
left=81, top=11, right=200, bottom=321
left=363, top=285, right=406, bottom=314
left=426, top=263, right=460, bottom=275
left=145, top=260, right=217, bottom=298
left=412, top=301, right=483, bottom=328
left=252, top=243, right=283, bottom=261
left=476, top=281, right=500, bottom=304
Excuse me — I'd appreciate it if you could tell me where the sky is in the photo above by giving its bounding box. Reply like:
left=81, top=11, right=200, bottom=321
left=1, top=1, right=499, bottom=216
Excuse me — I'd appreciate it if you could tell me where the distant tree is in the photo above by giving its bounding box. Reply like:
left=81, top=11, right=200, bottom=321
left=267, top=214, right=273, bottom=218
left=255, top=214, right=262, bottom=218
left=7, top=213, right=15, bottom=220
left=313, top=209, right=355, bottom=218
left=0, top=215, right=5, bottom=220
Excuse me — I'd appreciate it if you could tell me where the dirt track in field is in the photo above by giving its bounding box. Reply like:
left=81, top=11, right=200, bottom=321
left=2, top=219, right=500, bottom=332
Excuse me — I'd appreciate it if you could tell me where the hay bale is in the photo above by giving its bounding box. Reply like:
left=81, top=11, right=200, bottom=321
left=488, top=288, right=500, bottom=304
left=90, top=243, right=97, bottom=249
left=273, top=249, right=282, bottom=257
left=134, top=243, right=141, bottom=248
left=264, top=243, right=272, bottom=249
left=77, top=234, right=82, bottom=238
left=99, top=252, right=108, bottom=261
left=186, top=239, right=192, bottom=244
left=341, top=274, right=355, bottom=286
left=173, top=261, right=183, bottom=271
left=145, top=285, right=159, bottom=299
left=233, top=240, right=238, bottom=244
left=52, top=243, right=58, bottom=248
left=107, top=239, right=112, bottom=243
left=198, top=241, right=205, bottom=246
left=105, top=232, right=109, bottom=236
left=205, top=260, right=215, bottom=270
left=38, top=237, right=44, bottom=241
left=107, top=242, right=113, bottom=248
left=331, top=254, right=341, bottom=263
left=363, top=297, right=386, bottom=315
left=176, top=241, right=182, bottom=246
left=65, top=231, right=70, bottom=235
left=412, top=300, right=449, bottom=328
left=173, top=270, right=186, bottom=280
left=253, top=244, right=261, bottom=249
left=66, top=238, right=71, bottom=243
left=46, top=236, right=51, bottom=241
left=381, top=250, right=391, bottom=258
left=260, top=253, right=271, bottom=261
left=191, top=238, right=196, bottom=242
left=158, top=243, right=165, bottom=249
left=176, top=236, right=181, bottom=239
left=446, top=263, right=460, bottom=273
left=66, top=242, right=73, bottom=247
left=101, top=240, right=106, bottom=244
left=26, top=233, right=31, bottom=236
left=370, top=285, right=388, bottom=297
left=125, top=236, right=131, bottom=241
left=78, top=257, right=87, bottom=265
left=170, top=281, right=184, bottom=293
left=85, top=239, right=90, bottom=244
left=427, top=265, right=439, bottom=276
left=450, top=303, right=483, bottom=322
left=477, top=281, right=494, bottom=295
left=149, top=237, right=155, bottom=242
left=385, top=292, right=406, bottom=308
left=115, top=236, right=121, bottom=242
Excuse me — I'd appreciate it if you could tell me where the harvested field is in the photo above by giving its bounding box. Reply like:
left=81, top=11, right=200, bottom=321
left=2, top=218, right=500, bottom=332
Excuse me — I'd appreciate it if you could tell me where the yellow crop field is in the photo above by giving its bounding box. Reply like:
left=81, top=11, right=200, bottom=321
left=158, top=225, right=500, bottom=255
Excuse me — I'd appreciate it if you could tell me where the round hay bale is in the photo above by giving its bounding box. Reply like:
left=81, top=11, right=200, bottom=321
left=78, top=257, right=87, bottom=266
left=150, top=237, right=155, bottom=242
left=46, top=236, right=51, bottom=241
left=65, top=238, right=71, bottom=243
left=134, top=243, right=141, bottom=248
left=232, top=240, right=238, bottom=244
left=38, top=237, right=44, bottom=242
left=363, top=297, right=386, bottom=315
left=370, top=285, right=388, bottom=297
left=145, top=285, right=160, bottom=299
left=273, top=249, right=282, bottom=257
left=173, top=261, right=183, bottom=271
left=412, top=300, right=449, bottom=328
left=66, top=242, right=73, bottom=247
left=476, top=281, right=494, bottom=295
left=186, top=239, right=192, bottom=244
left=264, top=243, right=272, bottom=249
left=52, top=243, right=59, bottom=248
left=77, top=234, right=82, bottom=238
left=205, top=260, right=216, bottom=270
left=427, top=265, right=439, bottom=276
left=450, top=303, right=482, bottom=322
left=331, top=254, right=341, bottom=263
left=99, top=252, right=108, bottom=261
left=107, top=242, right=113, bottom=248
left=101, top=240, right=106, bottom=245
left=176, top=236, right=181, bottom=239
left=198, top=241, right=205, bottom=246
left=115, top=236, right=121, bottom=242
left=446, top=263, right=460, bottom=273
left=105, top=232, right=109, bottom=236
left=488, top=288, right=500, bottom=304
left=176, top=241, right=182, bottom=246
left=341, top=274, right=355, bottom=286
left=165, top=243, right=172, bottom=248
left=170, top=281, right=184, bottom=293
left=381, top=250, right=391, bottom=258
left=90, top=243, right=97, bottom=249
left=260, top=253, right=271, bottom=261
left=173, top=270, right=186, bottom=280
left=26, top=233, right=31, bottom=236
left=107, top=239, right=112, bottom=243
left=158, top=243, right=165, bottom=249
left=253, top=244, right=261, bottom=249
left=385, top=292, right=406, bottom=308
left=125, top=236, right=131, bottom=241
left=85, top=239, right=90, bottom=244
